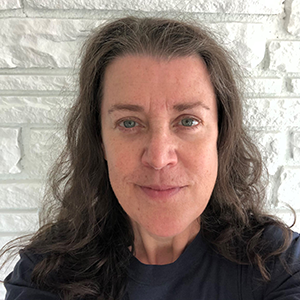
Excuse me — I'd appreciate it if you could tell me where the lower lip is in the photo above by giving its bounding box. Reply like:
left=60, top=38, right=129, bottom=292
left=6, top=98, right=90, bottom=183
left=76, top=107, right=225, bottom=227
left=139, top=186, right=182, bottom=200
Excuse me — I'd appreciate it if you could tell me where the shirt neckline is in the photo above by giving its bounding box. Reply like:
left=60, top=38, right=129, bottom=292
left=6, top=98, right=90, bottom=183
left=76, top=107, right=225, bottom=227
left=127, top=231, right=209, bottom=286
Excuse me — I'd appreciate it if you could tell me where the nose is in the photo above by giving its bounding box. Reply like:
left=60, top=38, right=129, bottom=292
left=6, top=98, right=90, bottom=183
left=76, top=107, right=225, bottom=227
left=141, top=127, right=178, bottom=170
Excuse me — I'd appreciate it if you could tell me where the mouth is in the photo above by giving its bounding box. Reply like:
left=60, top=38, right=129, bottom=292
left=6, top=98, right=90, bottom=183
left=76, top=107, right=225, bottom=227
left=138, top=185, right=185, bottom=200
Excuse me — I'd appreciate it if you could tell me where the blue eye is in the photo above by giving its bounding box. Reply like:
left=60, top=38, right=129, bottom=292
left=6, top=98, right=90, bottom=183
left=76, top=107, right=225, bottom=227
left=122, top=120, right=136, bottom=128
left=180, top=118, right=198, bottom=127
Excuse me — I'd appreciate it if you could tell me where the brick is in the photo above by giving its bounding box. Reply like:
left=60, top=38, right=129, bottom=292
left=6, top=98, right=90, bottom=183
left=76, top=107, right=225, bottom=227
left=0, top=235, right=27, bottom=283
left=250, top=131, right=285, bottom=176
left=0, top=183, right=42, bottom=209
left=25, top=129, right=64, bottom=177
left=0, top=235, right=21, bottom=276
left=244, top=98, right=300, bottom=129
left=287, top=0, right=300, bottom=37
left=0, top=96, right=72, bottom=124
left=245, top=78, right=282, bottom=96
left=0, top=0, right=21, bottom=10
left=0, top=19, right=102, bottom=68
left=0, top=75, right=73, bottom=91
left=269, top=41, right=300, bottom=72
left=274, top=210, right=300, bottom=232
left=0, top=128, right=21, bottom=174
left=210, top=23, right=266, bottom=70
left=0, top=287, right=6, bottom=300
left=0, top=212, right=38, bottom=232
left=292, top=132, right=300, bottom=163
left=26, top=0, right=283, bottom=14
left=277, top=168, right=300, bottom=210
left=290, top=78, right=300, bottom=94
left=264, top=178, right=275, bottom=208
left=0, top=18, right=267, bottom=70
left=0, top=235, right=24, bottom=250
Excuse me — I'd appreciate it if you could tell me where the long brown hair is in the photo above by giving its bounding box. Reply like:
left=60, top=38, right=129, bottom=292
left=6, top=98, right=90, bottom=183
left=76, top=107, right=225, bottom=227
left=2, top=16, right=293, bottom=300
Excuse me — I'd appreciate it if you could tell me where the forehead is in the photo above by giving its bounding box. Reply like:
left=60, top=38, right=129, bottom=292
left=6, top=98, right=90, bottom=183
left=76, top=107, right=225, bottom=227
left=101, top=55, right=216, bottom=111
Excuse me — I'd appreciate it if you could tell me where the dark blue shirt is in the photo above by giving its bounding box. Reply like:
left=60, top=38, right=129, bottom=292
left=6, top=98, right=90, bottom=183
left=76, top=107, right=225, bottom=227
left=5, top=229, right=300, bottom=299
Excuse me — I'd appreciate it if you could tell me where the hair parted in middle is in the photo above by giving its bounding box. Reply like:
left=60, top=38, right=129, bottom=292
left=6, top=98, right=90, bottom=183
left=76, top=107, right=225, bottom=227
left=22, top=17, right=292, bottom=300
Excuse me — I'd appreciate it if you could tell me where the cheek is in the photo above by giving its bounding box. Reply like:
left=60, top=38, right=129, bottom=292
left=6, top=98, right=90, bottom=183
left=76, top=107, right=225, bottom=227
left=103, top=138, right=124, bottom=165
left=104, top=139, right=139, bottom=184
left=185, top=138, right=218, bottom=167
left=188, top=144, right=218, bottom=191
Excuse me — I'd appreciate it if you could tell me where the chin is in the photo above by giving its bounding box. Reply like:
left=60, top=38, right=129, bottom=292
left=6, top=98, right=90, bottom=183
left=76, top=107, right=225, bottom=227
left=143, top=218, right=200, bottom=239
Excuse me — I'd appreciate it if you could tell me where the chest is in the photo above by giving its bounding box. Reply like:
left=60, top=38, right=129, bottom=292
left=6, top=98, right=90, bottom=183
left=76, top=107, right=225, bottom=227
left=125, top=255, right=259, bottom=300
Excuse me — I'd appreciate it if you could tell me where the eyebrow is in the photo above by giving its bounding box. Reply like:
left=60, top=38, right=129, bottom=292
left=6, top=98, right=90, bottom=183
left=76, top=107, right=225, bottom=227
left=173, top=101, right=210, bottom=111
left=108, top=101, right=210, bottom=114
left=108, top=104, right=144, bottom=114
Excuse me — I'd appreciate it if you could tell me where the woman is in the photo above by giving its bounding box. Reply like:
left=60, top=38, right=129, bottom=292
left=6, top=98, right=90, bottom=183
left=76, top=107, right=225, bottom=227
left=3, top=17, right=300, bottom=300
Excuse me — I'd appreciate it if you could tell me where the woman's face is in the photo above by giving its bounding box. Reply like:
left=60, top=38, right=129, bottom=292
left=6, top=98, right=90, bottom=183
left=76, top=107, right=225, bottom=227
left=101, top=55, right=218, bottom=238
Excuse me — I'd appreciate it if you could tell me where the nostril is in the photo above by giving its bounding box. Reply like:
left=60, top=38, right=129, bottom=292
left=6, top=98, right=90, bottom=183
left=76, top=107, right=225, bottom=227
left=141, top=144, right=178, bottom=170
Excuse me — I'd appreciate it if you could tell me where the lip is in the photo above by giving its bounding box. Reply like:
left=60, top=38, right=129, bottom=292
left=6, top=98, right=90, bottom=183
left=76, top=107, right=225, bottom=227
left=139, top=185, right=184, bottom=200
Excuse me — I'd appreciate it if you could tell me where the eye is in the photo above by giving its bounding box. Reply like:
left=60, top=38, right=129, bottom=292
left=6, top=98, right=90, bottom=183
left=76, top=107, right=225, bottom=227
left=121, top=120, right=137, bottom=128
left=179, top=117, right=199, bottom=127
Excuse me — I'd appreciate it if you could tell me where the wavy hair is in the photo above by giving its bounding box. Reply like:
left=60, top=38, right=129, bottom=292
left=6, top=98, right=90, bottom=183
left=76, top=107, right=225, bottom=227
left=3, top=16, right=293, bottom=300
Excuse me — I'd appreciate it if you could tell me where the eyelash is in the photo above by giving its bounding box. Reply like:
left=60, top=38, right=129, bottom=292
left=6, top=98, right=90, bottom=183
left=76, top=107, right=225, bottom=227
left=116, top=116, right=201, bottom=132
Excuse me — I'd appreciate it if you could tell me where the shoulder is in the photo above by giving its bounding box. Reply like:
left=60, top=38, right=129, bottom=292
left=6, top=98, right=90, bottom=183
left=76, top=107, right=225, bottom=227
left=253, top=227, right=300, bottom=300
left=4, top=250, right=60, bottom=300
left=269, top=227, right=300, bottom=280
left=262, top=225, right=300, bottom=261
left=5, top=250, right=43, bottom=286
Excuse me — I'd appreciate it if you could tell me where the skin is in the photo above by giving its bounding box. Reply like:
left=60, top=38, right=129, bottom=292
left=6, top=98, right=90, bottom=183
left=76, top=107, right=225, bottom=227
left=101, top=55, right=219, bottom=265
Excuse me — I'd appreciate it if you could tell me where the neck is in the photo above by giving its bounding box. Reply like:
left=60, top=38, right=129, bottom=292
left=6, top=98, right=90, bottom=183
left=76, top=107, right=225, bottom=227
left=132, top=221, right=200, bottom=265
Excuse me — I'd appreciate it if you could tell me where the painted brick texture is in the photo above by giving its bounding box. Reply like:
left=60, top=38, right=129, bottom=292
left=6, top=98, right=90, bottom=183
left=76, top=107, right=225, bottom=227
left=0, top=0, right=300, bottom=297
left=0, top=0, right=21, bottom=10
left=287, top=0, right=300, bottom=37
left=0, top=128, right=21, bottom=174
left=26, top=0, right=283, bottom=14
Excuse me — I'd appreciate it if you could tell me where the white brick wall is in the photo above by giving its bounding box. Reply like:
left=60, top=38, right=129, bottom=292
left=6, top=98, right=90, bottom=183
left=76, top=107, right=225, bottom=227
left=1, top=0, right=300, bottom=297
left=25, top=0, right=284, bottom=14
